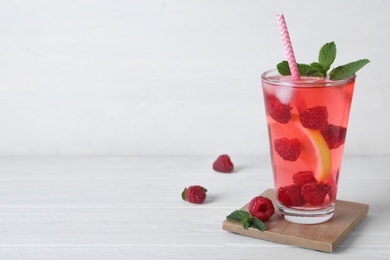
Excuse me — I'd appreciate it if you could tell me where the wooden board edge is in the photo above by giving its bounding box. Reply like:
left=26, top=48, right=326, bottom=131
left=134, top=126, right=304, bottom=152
left=222, top=219, right=334, bottom=253
left=330, top=202, right=369, bottom=251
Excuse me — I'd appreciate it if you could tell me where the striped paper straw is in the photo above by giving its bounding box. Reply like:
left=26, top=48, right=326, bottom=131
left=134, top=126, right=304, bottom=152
left=276, top=14, right=300, bottom=81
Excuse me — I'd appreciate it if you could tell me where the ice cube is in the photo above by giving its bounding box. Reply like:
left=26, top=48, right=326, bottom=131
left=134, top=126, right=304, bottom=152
left=275, top=87, right=293, bottom=105
left=263, top=84, right=275, bottom=96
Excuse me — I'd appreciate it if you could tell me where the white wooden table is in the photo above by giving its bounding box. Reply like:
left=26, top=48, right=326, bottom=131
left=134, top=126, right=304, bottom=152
left=0, top=156, right=389, bottom=259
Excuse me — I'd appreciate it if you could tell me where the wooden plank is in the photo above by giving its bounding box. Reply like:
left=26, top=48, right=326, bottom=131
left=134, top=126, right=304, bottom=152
left=222, top=189, right=369, bottom=253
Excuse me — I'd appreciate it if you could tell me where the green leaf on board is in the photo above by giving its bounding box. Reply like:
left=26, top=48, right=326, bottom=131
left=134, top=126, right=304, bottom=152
left=226, top=210, right=266, bottom=232
left=251, top=217, right=267, bottom=231
left=226, top=210, right=250, bottom=223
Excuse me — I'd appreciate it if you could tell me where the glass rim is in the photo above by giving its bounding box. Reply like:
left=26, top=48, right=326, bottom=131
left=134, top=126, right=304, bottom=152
left=261, top=69, right=356, bottom=87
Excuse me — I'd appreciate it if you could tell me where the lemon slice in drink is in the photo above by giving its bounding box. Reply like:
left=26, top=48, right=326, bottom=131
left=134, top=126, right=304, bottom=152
left=268, top=114, right=332, bottom=182
left=300, top=129, right=331, bottom=181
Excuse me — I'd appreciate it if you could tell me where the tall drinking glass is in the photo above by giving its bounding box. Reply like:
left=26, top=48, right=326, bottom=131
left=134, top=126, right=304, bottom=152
left=261, top=69, right=355, bottom=224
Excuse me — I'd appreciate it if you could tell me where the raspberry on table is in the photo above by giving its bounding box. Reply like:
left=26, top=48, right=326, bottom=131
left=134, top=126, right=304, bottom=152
left=182, top=185, right=207, bottom=204
left=320, top=124, right=347, bottom=149
left=301, top=182, right=331, bottom=206
left=292, top=171, right=317, bottom=186
left=274, top=138, right=301, bottom=161
left=277, top=184, right=306, bottom=207
left=249, top=196, right=275, bottom=221
left=299, top=106, right=329, bottom=130
left=213, top=154, right=234, bottom=173
left=265, top=95, right=292, bottom=124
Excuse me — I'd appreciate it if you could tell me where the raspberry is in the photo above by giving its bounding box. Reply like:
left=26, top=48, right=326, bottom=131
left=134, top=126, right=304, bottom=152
left=248, top=196, right=275, bottom=221
left=274, top=138, right=301, bottom=161
left=182, top=185, right=207, bottom=204
left=301, top=182, right=331, bottom=206
left=213, top=154, right=234, bottom=173
left=292, top=171, right=317, bottom=186
left=323, top=176, right=337, bottom=202
left=299, top=106, right=329, bottom=130
left=265, top=95, right=291, bottom=124
left=277, top=184, right=306, bottom=207
left=320, top=124, right=347, bottom=149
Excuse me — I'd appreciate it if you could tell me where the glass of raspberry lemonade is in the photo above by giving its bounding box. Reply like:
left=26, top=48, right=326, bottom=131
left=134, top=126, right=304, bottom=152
left=261, top=69, right=355, bottom=224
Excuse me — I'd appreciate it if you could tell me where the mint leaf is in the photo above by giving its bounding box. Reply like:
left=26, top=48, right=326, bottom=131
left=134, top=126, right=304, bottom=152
left=305, top=62, right=325, bottom=77
left=297, top=63, right=314, bottom=76
left=318, top=41, right=336, bottom=72
left=226, top=210, right=267, bottom=232
left=277, top=61, right=321, bottom=77
left=251, top=217, right=266, bottom=231
left=276, top=61, right=291, bottom=76
left=310, top=62, right=325, bottom=75
left=226, top=210, right=250, bottom=223
left=310, top=62, right=323, bottom=71
left=329, top=59, right=370, bottom=80
left=242, top=220, right=250, bottom=230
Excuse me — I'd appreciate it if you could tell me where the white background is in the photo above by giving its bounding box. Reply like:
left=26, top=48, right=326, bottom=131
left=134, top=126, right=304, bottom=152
left=0, top=0, right=388, bottom=157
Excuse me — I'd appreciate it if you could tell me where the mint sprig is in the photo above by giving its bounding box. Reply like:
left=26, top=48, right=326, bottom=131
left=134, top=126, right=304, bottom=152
left=276, top=41, right=369, bottom=80
left=226, top=210, right=266, bottom=231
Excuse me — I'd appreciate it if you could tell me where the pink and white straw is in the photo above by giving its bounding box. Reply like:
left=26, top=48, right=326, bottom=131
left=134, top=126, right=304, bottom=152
left=276, top=14, right=300, bottom=81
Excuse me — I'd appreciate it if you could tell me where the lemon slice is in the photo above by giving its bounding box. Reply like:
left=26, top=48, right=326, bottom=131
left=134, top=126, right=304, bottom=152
left=299, top=125, right=332, bottom=182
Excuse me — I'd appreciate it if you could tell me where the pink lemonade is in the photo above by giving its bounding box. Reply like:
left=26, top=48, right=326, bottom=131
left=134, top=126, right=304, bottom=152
left=261, top=69, right=355, bottom=224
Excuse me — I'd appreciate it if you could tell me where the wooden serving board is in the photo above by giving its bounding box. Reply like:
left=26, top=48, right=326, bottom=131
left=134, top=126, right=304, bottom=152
left=222, top=189, right=369, bottom=253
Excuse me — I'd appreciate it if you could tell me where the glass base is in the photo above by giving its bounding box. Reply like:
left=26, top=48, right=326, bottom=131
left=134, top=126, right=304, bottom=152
left=277, top=203, right=335, bottom=224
